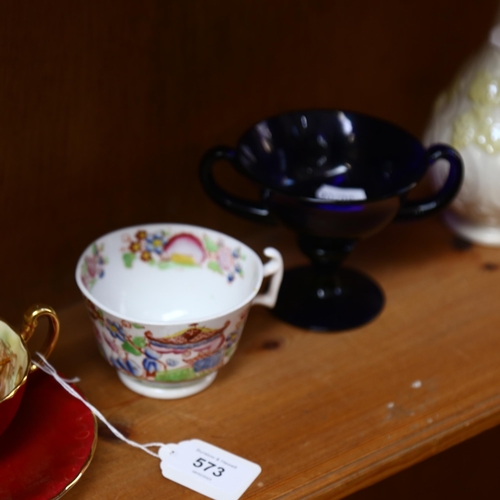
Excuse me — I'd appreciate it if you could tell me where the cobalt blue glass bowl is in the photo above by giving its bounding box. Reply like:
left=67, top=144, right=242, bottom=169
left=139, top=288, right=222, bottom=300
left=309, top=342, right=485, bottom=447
left=200, top=110, right=463, bottom=331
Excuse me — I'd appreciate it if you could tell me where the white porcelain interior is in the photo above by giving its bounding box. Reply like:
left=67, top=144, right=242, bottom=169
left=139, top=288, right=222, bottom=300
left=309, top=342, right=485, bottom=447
left=0, top=322, right=28, bottom=400
left=76, top=223, right=265, bottom=324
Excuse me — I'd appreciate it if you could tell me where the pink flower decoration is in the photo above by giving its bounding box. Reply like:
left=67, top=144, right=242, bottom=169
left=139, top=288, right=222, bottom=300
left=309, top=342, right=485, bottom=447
left=85, top=255, right=98, bottom=278
left=217, top=246, right=234, bottom=271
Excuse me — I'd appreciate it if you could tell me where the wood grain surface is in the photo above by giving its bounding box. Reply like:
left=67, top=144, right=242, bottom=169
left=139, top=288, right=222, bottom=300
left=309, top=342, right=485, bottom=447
left=45, top=218, right=500, bottom=499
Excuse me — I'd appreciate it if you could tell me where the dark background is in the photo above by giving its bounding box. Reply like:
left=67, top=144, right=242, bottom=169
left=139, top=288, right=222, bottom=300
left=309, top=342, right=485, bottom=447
left=1, top=1, right=499, bottom=497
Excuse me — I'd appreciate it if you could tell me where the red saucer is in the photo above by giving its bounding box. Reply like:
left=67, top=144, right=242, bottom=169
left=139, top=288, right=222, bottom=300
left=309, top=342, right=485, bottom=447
left=0, top=369, right=97, bottom=499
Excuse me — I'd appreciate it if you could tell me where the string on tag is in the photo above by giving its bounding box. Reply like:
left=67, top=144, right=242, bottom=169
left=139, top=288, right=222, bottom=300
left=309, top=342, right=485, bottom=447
left=33, top=353, right=170, bottom=459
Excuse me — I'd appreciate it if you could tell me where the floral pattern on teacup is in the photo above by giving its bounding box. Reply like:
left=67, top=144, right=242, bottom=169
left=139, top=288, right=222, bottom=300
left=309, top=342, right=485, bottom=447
left=121, top=229, right=245, bottom=283
left=0, top=323, right=26, bottom=399
left=80, top=243, right=108, bottom=291
left=85, top=301, right=248, bottom=383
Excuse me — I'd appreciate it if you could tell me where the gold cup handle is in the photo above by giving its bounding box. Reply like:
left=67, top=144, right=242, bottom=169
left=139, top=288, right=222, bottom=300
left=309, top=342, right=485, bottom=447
left=20, top=305, right=60, bottom=372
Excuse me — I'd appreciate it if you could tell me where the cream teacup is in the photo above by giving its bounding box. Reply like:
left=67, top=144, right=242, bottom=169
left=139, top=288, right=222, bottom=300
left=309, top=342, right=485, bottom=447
left=0, top=306, right=60, bottom=436
left=76, top=223, right=283, bottom=399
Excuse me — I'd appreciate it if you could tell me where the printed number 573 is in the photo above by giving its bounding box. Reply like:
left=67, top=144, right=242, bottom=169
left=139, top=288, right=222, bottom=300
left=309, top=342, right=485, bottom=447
left=193, top=457, right=225, bottom=477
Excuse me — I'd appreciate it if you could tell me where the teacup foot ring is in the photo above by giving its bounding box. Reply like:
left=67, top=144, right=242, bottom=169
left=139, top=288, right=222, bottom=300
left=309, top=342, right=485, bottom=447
left=117, top=371, right=217, bottom=399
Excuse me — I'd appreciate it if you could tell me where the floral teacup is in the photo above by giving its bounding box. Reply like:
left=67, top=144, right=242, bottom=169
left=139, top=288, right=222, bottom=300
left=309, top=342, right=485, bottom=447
left=75, top=223, right=283, bottom=399
left=0, top=306, right=60, bottom=436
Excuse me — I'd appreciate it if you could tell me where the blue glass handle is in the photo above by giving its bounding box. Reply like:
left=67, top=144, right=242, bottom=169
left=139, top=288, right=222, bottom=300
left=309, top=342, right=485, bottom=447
left=199, top=146, right=275, bottom=223
left=396, top=144, right=463, bottom=220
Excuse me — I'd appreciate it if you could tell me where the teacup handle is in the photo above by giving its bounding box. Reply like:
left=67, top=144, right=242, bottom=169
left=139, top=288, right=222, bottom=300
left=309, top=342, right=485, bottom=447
left=252, top=248, right=284, bottom=308
left=21, top=305, right=60, bottom=372
left=199, top=146, right=275, bottom=223
left=396, top=144, right=463, bottom=220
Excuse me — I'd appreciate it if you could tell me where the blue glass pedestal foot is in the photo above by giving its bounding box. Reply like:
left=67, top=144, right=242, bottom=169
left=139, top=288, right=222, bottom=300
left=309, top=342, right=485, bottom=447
left=272, top=267, right=385, bottom=332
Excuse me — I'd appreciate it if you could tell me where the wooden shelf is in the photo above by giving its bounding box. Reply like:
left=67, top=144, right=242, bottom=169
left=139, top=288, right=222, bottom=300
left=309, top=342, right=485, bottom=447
left=54, top=218, right=500, bottom=499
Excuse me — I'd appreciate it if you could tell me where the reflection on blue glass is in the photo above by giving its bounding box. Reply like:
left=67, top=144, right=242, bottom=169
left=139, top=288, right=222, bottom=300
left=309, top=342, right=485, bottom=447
left=337, top=112, right=353, bottom=135
left=325, top=165, right=349, bottom=178
left=256, top=122, right=272, bottom=138
left=262, top=138, right=273, bottom=153
left=301, top=115, right=308, bottom=128
left=240, top=145, right=256, bottom=166
left=332, top=174, right=347, bottom=185
left=316, top=203, right=364, bottom=212
left=256, top=122, right=273, bottom=153
left=277, top=149, right=287, bottom=172
left=317, top=155, right=327, bottom=167
left=317, top=134, right=328, bottom=148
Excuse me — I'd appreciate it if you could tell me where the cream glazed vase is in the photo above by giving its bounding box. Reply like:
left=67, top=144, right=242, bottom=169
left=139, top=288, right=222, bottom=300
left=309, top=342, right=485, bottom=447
left=424, top=25, right=500, bottom=246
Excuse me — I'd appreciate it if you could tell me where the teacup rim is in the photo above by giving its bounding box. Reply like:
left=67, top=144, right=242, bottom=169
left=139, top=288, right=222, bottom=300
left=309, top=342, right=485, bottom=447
left=0, top=322, right=30, bottom=404
left=75, top=222, right=265, bottom=326
left=234, top=107, right=427, bottom=204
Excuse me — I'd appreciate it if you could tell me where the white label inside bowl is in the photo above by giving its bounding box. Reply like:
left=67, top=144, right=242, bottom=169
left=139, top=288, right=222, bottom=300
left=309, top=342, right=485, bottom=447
left=315, top=184, right=367, bottom=201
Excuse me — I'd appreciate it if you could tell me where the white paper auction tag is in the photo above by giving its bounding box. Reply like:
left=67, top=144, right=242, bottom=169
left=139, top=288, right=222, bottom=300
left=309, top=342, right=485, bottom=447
left=315, top=184, right=367, bottom=201
left=32, top=356, right=261, bottom=499
left=159, top=439, right=261, bottom=500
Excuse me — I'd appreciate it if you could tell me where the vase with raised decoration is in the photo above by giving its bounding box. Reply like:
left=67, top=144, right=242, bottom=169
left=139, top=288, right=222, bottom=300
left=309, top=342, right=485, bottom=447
left=424, top=24, right=500, bottom=246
